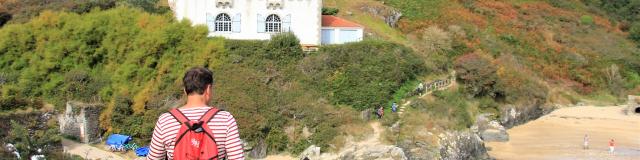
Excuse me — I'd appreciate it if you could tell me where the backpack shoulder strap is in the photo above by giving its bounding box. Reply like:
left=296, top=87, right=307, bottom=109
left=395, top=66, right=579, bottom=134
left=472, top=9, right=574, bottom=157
left=200, top=107, right=223, bottom=123
left=200, top=107, right=224, bottom=143
left=168, top=108, right=189, bottom=124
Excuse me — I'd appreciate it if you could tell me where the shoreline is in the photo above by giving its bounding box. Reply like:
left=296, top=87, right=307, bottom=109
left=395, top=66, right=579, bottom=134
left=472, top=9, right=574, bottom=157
left=486, top=105, right=640, bottom=160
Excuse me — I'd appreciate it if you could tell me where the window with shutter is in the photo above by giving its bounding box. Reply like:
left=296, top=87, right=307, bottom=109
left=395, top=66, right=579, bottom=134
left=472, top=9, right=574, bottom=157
left=257, top=14, right=266, bottom=33
left=232, top=13, right=241, bottom=33
left=206, top=13, right=215, bottom=33
left=265, top=14, right=281, bottom=33
left=282, top=14, right=291, bottom=32
left=215, top=13, right=232, bottom=32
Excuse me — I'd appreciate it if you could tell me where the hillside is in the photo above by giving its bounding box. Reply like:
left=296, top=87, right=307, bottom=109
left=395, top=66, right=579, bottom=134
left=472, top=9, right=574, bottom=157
left=0, top=0, right=639, bottom=159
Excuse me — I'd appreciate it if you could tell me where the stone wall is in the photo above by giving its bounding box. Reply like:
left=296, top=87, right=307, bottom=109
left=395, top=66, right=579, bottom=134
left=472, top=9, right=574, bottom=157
left=628, top=95, right=639, bottom=115
left=58, top=101, right=103, bottom=143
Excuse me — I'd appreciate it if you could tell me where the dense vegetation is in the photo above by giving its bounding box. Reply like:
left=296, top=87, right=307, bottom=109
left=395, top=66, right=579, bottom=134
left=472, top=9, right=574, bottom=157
left=1, top=0, right=640, bottom=158
left=0, top=0, right=168, bottom=27
left=0, top=6, right=423, bottom=156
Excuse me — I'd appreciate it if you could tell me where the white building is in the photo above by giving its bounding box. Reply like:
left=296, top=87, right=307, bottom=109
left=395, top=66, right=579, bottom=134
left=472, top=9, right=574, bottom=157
left=168, top=0, right=323, bottom=46
left=321, top=15, right=364, bottom=45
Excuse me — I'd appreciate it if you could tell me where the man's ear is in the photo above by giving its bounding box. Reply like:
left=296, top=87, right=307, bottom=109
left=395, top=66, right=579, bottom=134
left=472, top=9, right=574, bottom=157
left=207, top=84, right=213, bottom=95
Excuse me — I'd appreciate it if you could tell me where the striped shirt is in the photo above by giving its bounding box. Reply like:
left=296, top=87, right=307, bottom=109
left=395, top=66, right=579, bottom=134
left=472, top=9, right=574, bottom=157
left=146, top=107, right=245, bottom=160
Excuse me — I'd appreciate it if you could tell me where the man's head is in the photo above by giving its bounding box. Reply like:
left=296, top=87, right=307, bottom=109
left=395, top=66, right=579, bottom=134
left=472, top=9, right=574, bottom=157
left=183, top=67, right=214, bottom=102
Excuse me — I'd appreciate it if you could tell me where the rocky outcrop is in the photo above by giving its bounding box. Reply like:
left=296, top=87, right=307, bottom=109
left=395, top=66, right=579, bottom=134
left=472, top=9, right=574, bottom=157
left=360, top=5, right=402, bottom=28
left=397, top=140, right=438, bottom=160
left=500, top=103, right=555, bottom=129
left=474, top=114, right=508, bottom=142
left=299, top=144, right=407, bottom=160
left=299, top=145, right=321, bottom=159
left=248, top=139, right=267, bottom=159
left=338, top=145, right=407, bottom=160
left=58, top=101, right=103, bottom=144
left=438, top=131, right=490, bottom=160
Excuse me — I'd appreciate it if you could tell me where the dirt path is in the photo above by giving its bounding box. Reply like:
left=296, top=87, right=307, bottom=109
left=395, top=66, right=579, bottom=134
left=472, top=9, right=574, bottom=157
left=486, top=106, right=640, bottom=160
left=361, top=121, right=383, bottom=145
left=62, top=139, right=128, bottom=160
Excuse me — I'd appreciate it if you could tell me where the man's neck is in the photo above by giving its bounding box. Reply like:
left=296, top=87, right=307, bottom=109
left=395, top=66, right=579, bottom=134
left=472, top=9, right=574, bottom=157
left=182, top=95, right=209, bottom=109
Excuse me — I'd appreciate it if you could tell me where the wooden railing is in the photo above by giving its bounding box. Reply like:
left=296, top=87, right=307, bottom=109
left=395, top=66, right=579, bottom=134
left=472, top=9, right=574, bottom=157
left=411, top=72, right=456, bottom=96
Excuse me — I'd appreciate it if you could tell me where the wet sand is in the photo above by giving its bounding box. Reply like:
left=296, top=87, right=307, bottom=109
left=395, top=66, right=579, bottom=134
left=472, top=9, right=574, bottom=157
left=486, top=106, right=640, bottom=160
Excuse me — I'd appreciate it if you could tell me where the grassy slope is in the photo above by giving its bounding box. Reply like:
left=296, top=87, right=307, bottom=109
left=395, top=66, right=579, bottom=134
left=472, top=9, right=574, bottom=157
left=325, top=0, right=640, bottom=152
left=327, top=0, right=640, bottom=103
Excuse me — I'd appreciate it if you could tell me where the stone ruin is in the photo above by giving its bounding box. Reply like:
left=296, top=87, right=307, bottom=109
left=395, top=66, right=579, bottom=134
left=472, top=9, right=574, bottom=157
left=58, top=101, right=103, bottom=143
left=628, top=95, right=640, bottom=115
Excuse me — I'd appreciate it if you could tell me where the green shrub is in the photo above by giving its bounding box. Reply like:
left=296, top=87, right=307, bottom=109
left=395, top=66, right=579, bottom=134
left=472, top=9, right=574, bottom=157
left=266, top=128, right=289, bottom=153
left=310, top=40, right=425, bottom=110
left=580, top=15, right=594, bottom=25
left=290, top=139, right=311, bottom=155
left=624, top=70, right=640, bottom=89
left=322, top=7, right=340, bottom=15
left=428, top=89, right=472, bottom=130
left=6, top=119, right=61, bottom=157
left=265, top=33, right=304, bottom=66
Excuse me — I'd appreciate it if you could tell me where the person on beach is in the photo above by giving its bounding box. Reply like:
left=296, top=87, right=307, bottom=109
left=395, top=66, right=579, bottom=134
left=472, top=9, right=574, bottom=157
left=583, top=134, right=589, bottom=150
left=609, top=139, right=615, bottom=155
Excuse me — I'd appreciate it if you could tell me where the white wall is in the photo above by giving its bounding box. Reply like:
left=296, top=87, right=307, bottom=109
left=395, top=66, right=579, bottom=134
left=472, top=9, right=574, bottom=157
left=321, top=27, right=364, bottom=44
left=173, top=0, right=322, bottom=46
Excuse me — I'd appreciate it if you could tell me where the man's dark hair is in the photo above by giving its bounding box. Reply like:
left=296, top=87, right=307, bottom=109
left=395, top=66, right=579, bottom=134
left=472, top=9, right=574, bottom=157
left=183, top=67, right=214, bottom=95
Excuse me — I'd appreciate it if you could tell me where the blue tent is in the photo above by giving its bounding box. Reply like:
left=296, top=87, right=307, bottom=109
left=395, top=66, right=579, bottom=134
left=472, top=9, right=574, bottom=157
left=106, top=134, right=132, bottom=147
left=135, top=146, right=150, bottom=157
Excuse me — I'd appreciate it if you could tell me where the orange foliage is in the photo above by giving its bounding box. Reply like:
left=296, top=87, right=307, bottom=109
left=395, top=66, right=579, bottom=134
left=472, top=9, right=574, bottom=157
left=520, top=2, right=576, bottom=18
left=592, top=16, right=621, bottom=33
left=476, top=0, right=518, bottom=22
left=446, top=8, right=487, bottom=28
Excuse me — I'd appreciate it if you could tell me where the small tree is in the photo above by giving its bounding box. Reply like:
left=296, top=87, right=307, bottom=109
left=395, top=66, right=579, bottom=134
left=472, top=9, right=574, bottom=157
left=265, top=33, right=303, bottom=65
left=454, top=52, right=499, bottom=98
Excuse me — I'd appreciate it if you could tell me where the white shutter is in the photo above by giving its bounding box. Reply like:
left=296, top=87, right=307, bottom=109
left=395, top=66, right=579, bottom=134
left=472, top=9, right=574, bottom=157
left=257, top=14, right=266, bottom=33
left=232, top=13, right=241, bottom=33
left=206, top=13, right=215, bottom=32
left=283, top=14, right=291, bottom=32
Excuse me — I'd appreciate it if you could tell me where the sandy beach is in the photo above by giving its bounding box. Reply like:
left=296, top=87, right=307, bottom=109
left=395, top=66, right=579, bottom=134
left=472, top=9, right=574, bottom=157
left=486, top=105, right=640, bottom=160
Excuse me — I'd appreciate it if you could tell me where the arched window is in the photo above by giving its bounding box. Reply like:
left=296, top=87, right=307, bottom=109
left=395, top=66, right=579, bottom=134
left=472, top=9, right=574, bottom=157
left=215, top=13, right=231, bottom=32
left=265, top=14, right=281, bottom=33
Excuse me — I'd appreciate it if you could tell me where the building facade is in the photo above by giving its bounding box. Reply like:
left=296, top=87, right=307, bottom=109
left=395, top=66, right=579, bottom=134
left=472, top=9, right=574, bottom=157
left=321, top=15, right=364, bottom=45
left=169, top=0, right=322, bottom=46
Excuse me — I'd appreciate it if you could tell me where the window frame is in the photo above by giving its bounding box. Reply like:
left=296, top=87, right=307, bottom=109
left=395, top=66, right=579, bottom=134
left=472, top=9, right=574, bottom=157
left=265, top=14, right=282, bottom=33
left=214, top=13, right=232, bottom=32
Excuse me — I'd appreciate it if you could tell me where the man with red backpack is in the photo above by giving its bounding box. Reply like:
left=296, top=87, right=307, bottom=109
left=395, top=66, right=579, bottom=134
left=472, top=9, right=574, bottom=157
left=147, top=67, right=244, bottom=160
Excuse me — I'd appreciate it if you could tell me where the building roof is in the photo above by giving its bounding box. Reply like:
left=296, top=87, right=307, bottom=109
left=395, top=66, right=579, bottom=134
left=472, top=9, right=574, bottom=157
left=322, top=15, right=363, bottom=28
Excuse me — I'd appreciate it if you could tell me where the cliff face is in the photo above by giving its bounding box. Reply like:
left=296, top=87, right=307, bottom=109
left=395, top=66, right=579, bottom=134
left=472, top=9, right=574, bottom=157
left=500, top=103, right=555, bottom=129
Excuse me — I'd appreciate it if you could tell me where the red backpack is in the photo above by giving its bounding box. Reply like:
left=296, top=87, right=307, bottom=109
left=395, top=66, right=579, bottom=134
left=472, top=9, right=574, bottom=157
left=169, top=108, right=223, bottom=160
